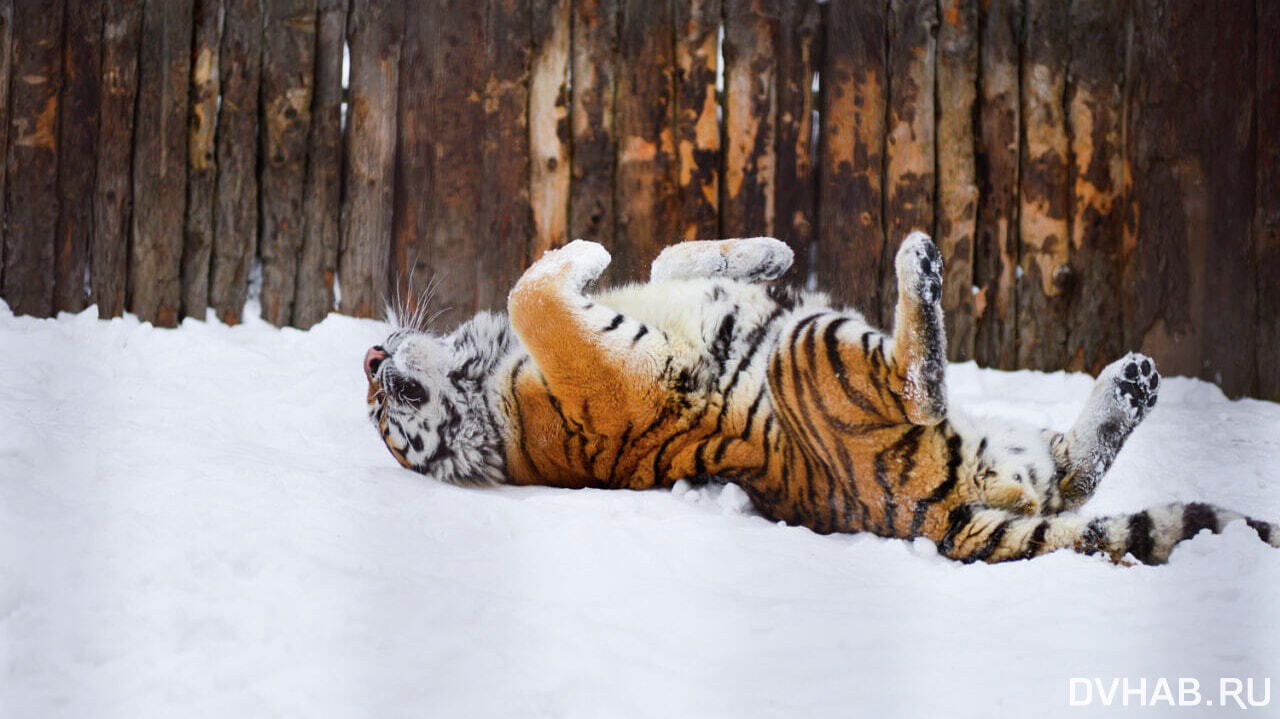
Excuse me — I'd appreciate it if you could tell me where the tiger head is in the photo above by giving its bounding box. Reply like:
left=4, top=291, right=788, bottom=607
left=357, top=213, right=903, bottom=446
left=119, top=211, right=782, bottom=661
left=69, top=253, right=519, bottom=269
left=363, top=312, right=514, bottom=486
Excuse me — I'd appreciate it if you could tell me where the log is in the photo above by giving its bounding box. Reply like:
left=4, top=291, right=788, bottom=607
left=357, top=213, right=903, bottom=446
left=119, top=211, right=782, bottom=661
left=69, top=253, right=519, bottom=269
left=569, top=0, right=617, bottom=252
left=129, top=0, right=193, bottom=327
left=1016, top=0, right=1070, bottom=370
left=259, top=0, right=318, bottom=326
left=421, top=0, right=485, bottom=322
left=673, top=0, right=720, bottom=242
left=529, top=0, right=570, bottom=258
left=391, top=0, right=428, bottom=319
left=816, top=0, right=886, bottom=317
left=293, top=0, right=347, bottom=329
left=1125, top=0, right=1257, bottom=396
left=612, top=0, right=678, bottom=284
left=935, top=0, right=978, bottom=361
left=972, top=0, right=1020, bottom=369
left=91, top=0, right=141, bottom=318
left=883, top=0, right=936, bottom=330
left=2, top=1, right=64, bottom=318
left=340, top=0, right=402, bottom=319
left=0, top=0, right=11, bottom=291
left=773, top=0, right=820, bottom=287
left=479, top=0, right=533, bottom=312
left=181, top=0, right=221, bottom=320
left=54, top=0, right=102, bottom=314
left=1063, top=0, right=1125, bottom=373
left=210, top=0, right=263, bottom=325
left=1258, top=0, right=1280, bottom=401
left=722, top=0, right=777, bottom=240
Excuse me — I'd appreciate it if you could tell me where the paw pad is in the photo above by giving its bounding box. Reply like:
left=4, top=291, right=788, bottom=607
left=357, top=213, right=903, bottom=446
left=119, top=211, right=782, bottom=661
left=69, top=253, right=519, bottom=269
left=1115, top=353, right=1160, bottom=412
left=896, top=231, right=943, bottom=305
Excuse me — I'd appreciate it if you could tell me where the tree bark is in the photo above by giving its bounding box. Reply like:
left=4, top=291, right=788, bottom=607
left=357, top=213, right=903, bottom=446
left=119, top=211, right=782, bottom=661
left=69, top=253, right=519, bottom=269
left=528, top=0, right=570, bottom=259
left=773, top=0, right=820, bottom=287
left=569, top=0, right=617, bottom=254
left=54, top=0, right=102, bottom=314
left=182, top=0, right=221, bottom=320
left=722, top=0, right=776, bottom=239
left=673, top=0, right=720, bottom=242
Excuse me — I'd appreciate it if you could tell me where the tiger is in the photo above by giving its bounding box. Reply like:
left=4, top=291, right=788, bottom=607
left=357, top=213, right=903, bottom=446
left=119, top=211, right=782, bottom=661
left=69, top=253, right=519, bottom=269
left=363, top=233, right=1280, bottom=564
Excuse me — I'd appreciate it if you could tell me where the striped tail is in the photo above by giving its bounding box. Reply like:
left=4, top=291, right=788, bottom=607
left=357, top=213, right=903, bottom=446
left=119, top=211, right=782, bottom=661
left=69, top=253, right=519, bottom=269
left=934, top=502, right=1280, bottom=564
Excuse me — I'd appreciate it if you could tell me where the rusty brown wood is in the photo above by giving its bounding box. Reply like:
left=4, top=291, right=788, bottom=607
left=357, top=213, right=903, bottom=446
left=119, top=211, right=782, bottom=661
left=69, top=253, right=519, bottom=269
left=529, top=0, right=570, bottom=259
left=259, top=0, right=318, bottom=327
left=1016, top=0, right=1070, bottom=370
left=181, top=0, right=221, bottom=320
left=816, top=0, right=887, bottom=317
left=673, top=0, right=720, bottom=242
left=2, top=0, right=64, bottom=318
left=479, top=0, right=533, bottom=313
left=972, top=0, right=1020, bottom=370
left=339, top=0, right=401, bottom=319
left=773, top=0, right=820, bottom=287
left=0, top=0, right=11, bottom=293
left=936, top=0, right=978, bottom=361
left=723, top=0, right=777, bottom=240
left=54, top=0, right=102, bottom=314
left=90, top=0, right=141, bottom=318
left=569, top=0, right=617, bottom=254
left=294, top=0, right=347, bottom=329
left=1063, top=0, right=1125, bottom=374
left=210, top=0, right=263, bottom=325
left=883, top=0, right=937, bottom=330
left=612, top=0, right=678, bottom=284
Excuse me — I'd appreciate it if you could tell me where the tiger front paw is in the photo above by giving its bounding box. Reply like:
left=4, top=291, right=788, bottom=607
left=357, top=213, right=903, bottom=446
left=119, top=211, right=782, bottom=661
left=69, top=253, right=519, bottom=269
left=1102, top=352, right=1160, bottom=423
left=522, top=239, right=612, bottom=292
left=895, top=231, right=943, bottom=306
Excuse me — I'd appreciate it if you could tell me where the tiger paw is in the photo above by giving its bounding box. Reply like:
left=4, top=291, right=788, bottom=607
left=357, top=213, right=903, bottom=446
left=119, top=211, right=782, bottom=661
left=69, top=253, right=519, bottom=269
left=524, top=239, right=612, bottom=292
left=895, top=231, right=943, bottom=305
left=982, top=477, right=1042, bottom=516
left=650, top=237, right=793, bottom=283
left=1103, top=352, right=1160, bottom=422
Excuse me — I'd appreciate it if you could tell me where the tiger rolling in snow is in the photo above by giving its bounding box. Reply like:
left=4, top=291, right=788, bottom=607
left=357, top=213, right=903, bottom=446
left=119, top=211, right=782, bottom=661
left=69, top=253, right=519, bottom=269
left=363, top=233, right=1279, bottom=564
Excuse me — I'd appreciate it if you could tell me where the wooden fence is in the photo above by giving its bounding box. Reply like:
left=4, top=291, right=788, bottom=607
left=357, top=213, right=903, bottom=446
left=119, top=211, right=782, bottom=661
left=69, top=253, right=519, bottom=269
left=0, top=0, right=1277, bottom=402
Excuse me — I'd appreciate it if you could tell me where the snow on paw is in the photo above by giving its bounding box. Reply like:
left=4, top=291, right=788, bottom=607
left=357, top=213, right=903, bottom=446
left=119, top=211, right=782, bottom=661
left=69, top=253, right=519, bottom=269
left=895, top=231, right=943, bottom=305
left=525, top=239, right=612, bottom=291
left=1106, top=352, right=1160, bottom=420
left=722, top=237, right=793, bottom=282
left=650, top=237, right=792, bottom=282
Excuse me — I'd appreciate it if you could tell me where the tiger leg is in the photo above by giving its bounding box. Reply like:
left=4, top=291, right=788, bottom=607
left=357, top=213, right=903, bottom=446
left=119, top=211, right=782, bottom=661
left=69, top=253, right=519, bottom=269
left=508, top=240, right=669, bottom=390
left=934, top=502, right=1279, bottom=564
left=887, top=231, right=947, bottom=425
left=649, top=237, right=793, bottom=283
left=1047, top=353, right=1160, bottom=512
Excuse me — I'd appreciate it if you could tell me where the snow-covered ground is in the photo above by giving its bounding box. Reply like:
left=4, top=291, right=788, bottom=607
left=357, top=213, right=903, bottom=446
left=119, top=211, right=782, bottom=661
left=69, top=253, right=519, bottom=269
left=2, top=301, right=1278, bottom=718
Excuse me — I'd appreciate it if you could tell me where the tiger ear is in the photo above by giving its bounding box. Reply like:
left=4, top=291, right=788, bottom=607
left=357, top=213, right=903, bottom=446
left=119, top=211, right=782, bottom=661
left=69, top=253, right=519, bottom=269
left=450, top=311, right=513, bottom=380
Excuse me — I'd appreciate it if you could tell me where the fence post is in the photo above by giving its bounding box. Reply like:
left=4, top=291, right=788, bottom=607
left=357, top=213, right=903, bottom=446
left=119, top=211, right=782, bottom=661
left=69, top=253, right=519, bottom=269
left=182, top=0, right=222, bottom=321
left=673, top=0, right=720, bottom=243
left=569, top=0, right=618, bottom=255
left=1259, top=0, right=1280, bottom=401
left=529, top=0, right=570, bottom=261
left=722, top=0, right=777, bottom=241
left=773, top=0, right=820, bottom=287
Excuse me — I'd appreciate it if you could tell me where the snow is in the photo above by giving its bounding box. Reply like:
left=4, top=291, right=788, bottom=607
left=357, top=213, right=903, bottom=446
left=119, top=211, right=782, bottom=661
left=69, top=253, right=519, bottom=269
left=2, top=301, right=1278, bottom=718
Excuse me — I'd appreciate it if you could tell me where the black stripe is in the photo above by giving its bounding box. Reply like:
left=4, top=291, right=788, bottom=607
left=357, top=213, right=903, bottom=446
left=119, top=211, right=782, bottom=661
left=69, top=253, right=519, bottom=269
left=1022, top=520, right=1051, bottom=559
left=872, top=449, right=898, bottom=536
left=967, top=520, right=1012, bottom=563
left=631, top=325, right=649, bottom=345
left=1181, top=502, right=1219, bottom=541
left=1126, top=512, right=1157, bottom=564
left=909, top=432, right=962, bottom=535
left=937, top=504, right=973, bottom=557
left=1246, top=518, right=1273, bottom=544
left=821, top=319, right=881, bottom=416
left=1081, top=518, right=1107, bottom=556
left=602, top=314, right=624, bottom=332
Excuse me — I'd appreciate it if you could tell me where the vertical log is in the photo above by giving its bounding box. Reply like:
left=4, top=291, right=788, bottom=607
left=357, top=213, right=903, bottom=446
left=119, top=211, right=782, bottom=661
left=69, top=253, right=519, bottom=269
left=722, top=0, right=777, bottom=239
left=91, top=0, right=141, bottom=318
left=936, top=0, right=978, bottom=361
left=1064, top=0, right=1124, bottom=373
left=673, top=0, right=720, bottom=241
left=54, top=1, right=102, bottom=314
left=817, top=0, right=887, bottom=316
left=210, top=0, right=262, bottom=324
left=1016, top=0, right=1069, bottom=370
left=129, top=0, right=193, bottom=327
left=259, top=0, right=317, bottom=326
left=773, top=0, right=820, bottom=286
left=389, top=0, right=427, bottom=317
left=884, top=0, right=936, bottom=329
left=479, top=0, right=533, bottom=312
left=569, top=0, right=617, bottom=251
left=1258, top=0, right=1280, bottom=401
left=424, top=0, right=484, bottom=320
left=340, top=0, right=401, bottom=318
left=0, top=0, right=11, bottom=291
left=973, top=0, right=1020, bottom=369
left=2, top=1, right=64, bottom=318
left=528, top=0, right=570, bottom=258
left=1125, top=0, right=1257, bottom=396
left=182, top=0, right=221, bottom=320
left=613, top=0, right=678, bottom=283
left=293, top=0, right=346, bottom=329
